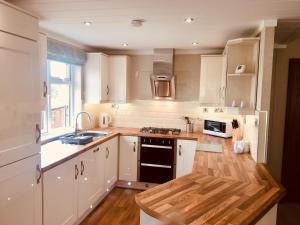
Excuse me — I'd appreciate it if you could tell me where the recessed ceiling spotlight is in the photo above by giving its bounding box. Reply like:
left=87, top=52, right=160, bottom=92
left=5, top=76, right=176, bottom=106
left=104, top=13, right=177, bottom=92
left=185, top=17, right=194, bottom=23
left=83, top=21, right=92, bottom=26
left=192, top=42, right=199, bottom=46
left=122, top=42, right=128, bottom=47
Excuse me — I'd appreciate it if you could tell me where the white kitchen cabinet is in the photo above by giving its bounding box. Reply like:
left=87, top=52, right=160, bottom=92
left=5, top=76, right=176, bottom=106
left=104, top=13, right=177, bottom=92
left=199, top=55, right=225, bottom=106
left=43, top=137, right=118, bottom=225
left=176, top=140, right=197, bottom=178
left=43, top=157, right=78, bottom=225
left=84, top=53, right=109, bottom=103
left=43, top=144, right=107, bottom=225
left=0, top=1, right=38, bottom=41
left=0, top=29, right=40, bottom=167
left=77, top=146, right=105, bottom=218
left=108, top=55, right=131, bottom=103
left=119, top=136, right=138, bottom=181
left=0, top=155, right=42, bottom=225
left=38, top=32, right=48, bottom=110
left=84, top=53, right=130, bottom=103
left=103, top=136, right=118, bottom=191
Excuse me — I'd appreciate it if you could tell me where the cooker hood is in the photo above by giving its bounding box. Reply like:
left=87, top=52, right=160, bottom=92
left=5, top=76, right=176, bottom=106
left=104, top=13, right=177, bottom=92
left=151, top=48, right=175, bottom=100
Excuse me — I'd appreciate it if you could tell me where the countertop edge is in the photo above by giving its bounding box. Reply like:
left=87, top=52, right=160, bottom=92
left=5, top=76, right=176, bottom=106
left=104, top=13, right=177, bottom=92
left=135, top=165, right=285, bottom=225
left=41, top=132, right=119, bottom=172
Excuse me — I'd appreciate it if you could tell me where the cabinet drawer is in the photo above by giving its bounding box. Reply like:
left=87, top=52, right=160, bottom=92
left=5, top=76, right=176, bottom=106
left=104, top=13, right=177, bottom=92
left=0, top=2, right=38, bottom=40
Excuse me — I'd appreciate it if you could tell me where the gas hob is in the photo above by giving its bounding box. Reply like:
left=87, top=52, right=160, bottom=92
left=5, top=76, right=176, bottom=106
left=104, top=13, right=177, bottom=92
left=140, top=127, right=181, bottom=135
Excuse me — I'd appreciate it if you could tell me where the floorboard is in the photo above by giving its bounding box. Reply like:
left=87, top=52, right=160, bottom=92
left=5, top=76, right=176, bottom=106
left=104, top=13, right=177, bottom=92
left=80, top=188, right=140, bottom=225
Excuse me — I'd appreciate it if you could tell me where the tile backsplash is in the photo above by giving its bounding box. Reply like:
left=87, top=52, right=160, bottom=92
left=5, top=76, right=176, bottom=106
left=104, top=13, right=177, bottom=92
left=83, top=100, right=240, bottom=132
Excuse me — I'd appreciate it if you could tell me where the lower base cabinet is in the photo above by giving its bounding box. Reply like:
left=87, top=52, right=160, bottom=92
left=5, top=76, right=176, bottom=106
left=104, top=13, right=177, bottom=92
left=0, top=155, right=42, bottom=225
left=119, top=136, right=138, bottom=181
left=176, top=140, right=197, bottom=178
left=43, top=157, right=78, bottom=225
left=43, top=137, right=118, bottom=225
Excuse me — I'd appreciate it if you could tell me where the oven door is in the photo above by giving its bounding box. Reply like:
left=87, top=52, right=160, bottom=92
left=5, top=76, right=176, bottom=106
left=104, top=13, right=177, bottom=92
left=140, top=144, right=174, bottom=165
left=139, top=163, right=173, bottom=184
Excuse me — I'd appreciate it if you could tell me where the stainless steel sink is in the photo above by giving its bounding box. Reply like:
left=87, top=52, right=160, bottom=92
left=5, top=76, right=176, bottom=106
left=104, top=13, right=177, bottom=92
left=60, top=131, right=108, bottom=145
left=78, top=131, right=108, bottom=137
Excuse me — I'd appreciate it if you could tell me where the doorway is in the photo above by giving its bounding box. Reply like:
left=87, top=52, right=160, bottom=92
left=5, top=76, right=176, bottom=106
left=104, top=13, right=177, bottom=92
left=281, top=59, right=300, bottom=202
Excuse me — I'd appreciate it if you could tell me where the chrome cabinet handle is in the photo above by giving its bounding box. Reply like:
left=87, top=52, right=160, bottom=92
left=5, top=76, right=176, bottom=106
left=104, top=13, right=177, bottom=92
left=222, top=87, right=226, bottom=100
left=179, top=145, right=182, bottom=156
left=93, top=147, right=100, bottom=153
left=106, top=85, right=110, bottom=96
left=75, top=164, right=79, bottom=180
left=36, top=164, right=42, bottom=184
left=80, top=161, right=85, bottom=175
left=35, top=124, right=41, bottom=144
left=218, top=87, right=221, bottom=100
left=133, top=142, right=136, bottom=152
left=106, top=147, right=109, bottom=159
left=43, top=81, right=48, bottom=98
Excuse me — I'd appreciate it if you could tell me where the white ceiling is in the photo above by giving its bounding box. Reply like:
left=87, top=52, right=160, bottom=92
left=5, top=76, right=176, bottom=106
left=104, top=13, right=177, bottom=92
left=9, top=0, right=300, bottom=50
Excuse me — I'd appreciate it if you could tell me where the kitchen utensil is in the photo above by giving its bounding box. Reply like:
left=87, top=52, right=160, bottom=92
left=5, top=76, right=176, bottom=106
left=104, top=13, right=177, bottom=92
left=186, top=123, right=194, bottom=133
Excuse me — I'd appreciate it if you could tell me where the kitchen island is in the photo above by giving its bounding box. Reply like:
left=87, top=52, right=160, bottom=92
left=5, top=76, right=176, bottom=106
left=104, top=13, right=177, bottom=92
left=135, top=137, right=284, bottom=225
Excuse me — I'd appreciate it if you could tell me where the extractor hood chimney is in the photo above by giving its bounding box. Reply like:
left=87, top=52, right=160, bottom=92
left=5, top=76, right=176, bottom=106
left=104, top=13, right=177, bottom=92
left=150, top=48, right=175, bottom=100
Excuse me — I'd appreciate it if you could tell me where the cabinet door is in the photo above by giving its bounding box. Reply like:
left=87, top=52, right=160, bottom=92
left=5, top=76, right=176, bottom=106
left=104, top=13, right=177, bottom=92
left=38, top=32, right=48, bottom=110
left=43, top=157, right=78, bottom=225
left=199, top=55, right=224, bottom=105
left=100, top=54, right=109, bottom=102
left=104, top=137, right=118, bottom=191
left=108, top=56, right=128, bottom=103
left=119, top=136, right=138, bottom=181
left=77, top=146, right=105, bottom=218
left=84, top=53, right=109, bottom=103
left=176, top=140, right=197, bottom=178
left=0, top=155, right=42, bottom=225
left=0, top=31, right=40, bottom=167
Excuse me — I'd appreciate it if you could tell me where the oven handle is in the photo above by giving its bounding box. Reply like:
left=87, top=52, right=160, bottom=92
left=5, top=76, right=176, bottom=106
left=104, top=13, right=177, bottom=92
left=141, top=163, right=172, bottom=169
left=141, top=144, right=172, bottom=149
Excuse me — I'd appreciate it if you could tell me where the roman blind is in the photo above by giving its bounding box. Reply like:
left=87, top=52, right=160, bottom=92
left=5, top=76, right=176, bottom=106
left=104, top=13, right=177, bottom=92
left=47, top=38, right=87, bottom=65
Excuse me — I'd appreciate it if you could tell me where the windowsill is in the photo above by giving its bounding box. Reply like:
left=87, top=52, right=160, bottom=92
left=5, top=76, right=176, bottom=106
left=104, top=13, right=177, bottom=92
left=41, top=127, right=74, bottom=145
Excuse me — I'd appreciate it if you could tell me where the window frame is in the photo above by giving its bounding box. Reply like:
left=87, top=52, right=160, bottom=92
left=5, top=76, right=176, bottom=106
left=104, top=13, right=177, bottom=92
left=42, top=60, right=75, bottom=134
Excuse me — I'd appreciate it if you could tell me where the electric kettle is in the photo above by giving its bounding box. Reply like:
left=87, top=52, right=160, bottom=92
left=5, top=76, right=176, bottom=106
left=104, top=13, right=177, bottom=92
left=99, top=113, right=112, bottom=128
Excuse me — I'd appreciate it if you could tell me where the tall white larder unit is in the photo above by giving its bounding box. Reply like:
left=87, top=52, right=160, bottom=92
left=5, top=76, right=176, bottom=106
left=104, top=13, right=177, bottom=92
left=0, top=1, right=42, bottom=225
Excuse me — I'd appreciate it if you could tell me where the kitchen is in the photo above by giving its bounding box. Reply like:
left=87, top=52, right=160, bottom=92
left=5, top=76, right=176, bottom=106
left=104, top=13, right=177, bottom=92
left=1, top=0, right=300, bottom=225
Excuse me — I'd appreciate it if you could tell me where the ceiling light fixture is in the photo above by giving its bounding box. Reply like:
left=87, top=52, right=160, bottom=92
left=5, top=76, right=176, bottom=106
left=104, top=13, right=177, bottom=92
left=122, top=42, right=128, bottom=47
left=185, top=17, right=194, bottom=23
left=192, top=42, right=199, bottom=46
left=83, top=21, right=92, bottom=26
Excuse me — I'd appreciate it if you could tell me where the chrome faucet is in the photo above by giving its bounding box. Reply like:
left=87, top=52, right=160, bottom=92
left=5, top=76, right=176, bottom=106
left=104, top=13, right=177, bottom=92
left=74, top=111, right=92, bottom=135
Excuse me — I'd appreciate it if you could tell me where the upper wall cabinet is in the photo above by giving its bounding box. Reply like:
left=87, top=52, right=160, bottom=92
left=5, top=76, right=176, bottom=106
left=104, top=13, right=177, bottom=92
left=199, top=55, right=225, bottom=106
left=224, top=38, right=260, bottom=110
left=0, top=2, right=38, bottom=41
left=84, top=53, right=109, bottom=103
left=84, top=53, right=130, bottom=103
left=108, top=55, right=131, bottom=103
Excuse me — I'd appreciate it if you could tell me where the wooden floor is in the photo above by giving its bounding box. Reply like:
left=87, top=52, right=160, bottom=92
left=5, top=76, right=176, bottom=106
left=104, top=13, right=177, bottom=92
left=80, top=188, right=140, bottom=225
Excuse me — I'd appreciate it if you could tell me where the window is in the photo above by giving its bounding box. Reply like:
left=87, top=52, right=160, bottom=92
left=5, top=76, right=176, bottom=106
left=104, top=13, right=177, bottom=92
left=42, top=60, right=81, bottom=134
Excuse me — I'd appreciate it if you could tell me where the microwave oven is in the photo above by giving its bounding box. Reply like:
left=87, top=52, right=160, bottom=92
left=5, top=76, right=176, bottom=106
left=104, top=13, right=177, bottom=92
left=203, top=119, right=233, bottom=138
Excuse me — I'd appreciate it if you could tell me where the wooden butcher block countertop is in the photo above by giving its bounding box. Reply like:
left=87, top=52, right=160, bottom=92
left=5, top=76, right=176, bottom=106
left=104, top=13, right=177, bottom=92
left=135, top=138, right=285, bottom=225
left=41, top=127, right=202, bottom=172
